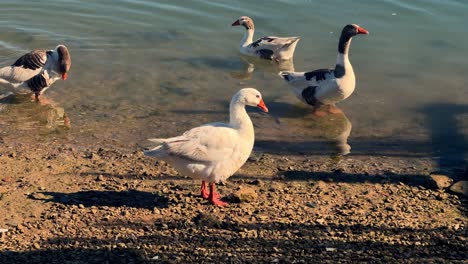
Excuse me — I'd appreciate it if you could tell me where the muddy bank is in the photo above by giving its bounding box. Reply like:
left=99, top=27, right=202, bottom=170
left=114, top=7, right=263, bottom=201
left=0, top=141, right=466, bottom=263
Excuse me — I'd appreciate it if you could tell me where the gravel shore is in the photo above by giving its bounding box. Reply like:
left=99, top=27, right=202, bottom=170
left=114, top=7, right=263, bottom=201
left=0, top=142, right=466, bottom=263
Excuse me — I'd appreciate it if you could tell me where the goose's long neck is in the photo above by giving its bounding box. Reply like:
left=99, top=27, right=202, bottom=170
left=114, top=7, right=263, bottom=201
left=335, top=34, right=353, bottom=78
left=229, top=98, right=253, bottom=135
left=240, top=26, right=254, bottom=48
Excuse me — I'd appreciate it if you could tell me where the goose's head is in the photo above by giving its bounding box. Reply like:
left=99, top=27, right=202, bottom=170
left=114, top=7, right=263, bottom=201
left=341, top=24, right=369, bottom=37
left=231, top=16, right=254, bottom=30
left=237, top=88, right=268, bottom=112
left=55, top=44, right=71, bottom=80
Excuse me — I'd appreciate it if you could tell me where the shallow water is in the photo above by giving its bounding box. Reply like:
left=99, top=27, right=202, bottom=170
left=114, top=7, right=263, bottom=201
left=0, top=0, right=467, bottom=166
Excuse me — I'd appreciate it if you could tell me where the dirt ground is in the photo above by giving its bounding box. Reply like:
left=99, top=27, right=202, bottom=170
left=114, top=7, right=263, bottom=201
left=0, top=140, right=466, bottom=264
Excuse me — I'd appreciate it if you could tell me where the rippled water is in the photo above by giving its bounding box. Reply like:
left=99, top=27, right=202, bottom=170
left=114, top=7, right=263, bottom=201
left=0, top=0, right=467, bottom=165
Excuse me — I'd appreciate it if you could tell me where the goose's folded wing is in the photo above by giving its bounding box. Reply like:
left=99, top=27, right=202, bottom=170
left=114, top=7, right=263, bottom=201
left=163, top=124, right=238, bottom=162
left=12, top=50, right=48, bottom=70
left=0, top=50, right=48, bottom=83
left=250, top=36, right=300, bottom=49
left=280, top=69, right=334, bottom=87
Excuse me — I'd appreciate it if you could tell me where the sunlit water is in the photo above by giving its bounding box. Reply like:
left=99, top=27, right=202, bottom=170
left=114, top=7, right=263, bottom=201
left=0, top=0, right=467, bottom=166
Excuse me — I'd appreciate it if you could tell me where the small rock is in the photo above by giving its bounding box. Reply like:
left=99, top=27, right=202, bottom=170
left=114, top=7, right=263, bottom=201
left=90, top=153, right=100, bottom=160
left=430, top=174, right=453, bottom=189
left=33, top=243, right=40, bottom=249
left=96, top=175, right=105, bottom=181
left=326, top=247, right=337, bottom=252
left=16, top=224, right=26, bottom=232
left=255, top=214, right=269, bottom=221
left=449, top=181, right=468, bottom=197
left=248, top=179, right=263, bottom=186
left=192, top=212, right=221, bottom=228
left=0, top=228, right=9, bottom=233
left=117, top=242, right=127, bottom=248
left=121, top=211, right=130, bottom=217
left=316, top=218, right=326, bottom=225
left=228, top=187, right=258, bottom=203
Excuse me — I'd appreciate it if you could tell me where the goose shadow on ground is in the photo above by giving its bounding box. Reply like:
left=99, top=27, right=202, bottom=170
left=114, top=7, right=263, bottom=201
left=281, top=170, right=436, bottom=186
left=79, top=172, right=187, bottom=181
left=29, top=190, right=169, bottom=209
left=234, top=170, right=440, bottom=188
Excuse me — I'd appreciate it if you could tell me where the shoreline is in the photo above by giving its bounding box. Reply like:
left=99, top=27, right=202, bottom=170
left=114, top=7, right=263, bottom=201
left=0, top=142, right=466, bottom=262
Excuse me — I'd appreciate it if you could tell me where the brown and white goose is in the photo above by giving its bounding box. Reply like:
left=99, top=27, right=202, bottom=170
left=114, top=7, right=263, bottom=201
left=279, top=24, right=368, bottom=115
left=0, top=45, right=71, bottom=100
left=231, top=16, right=300, bottom=61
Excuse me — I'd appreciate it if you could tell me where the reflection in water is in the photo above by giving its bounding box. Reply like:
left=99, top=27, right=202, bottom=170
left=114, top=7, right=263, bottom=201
left=230, top=55, right=295, bottom=81
left=0, top=93, right=70, bottom=134
left=279, top=106, right=352, bottom=156
left=331, top=111, right=352, bottom=155
left=276, top=59, right=295, bottom=73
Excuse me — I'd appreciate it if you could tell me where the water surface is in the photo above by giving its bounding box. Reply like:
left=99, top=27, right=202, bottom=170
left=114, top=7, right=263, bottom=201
left=0, top=0, right=467, bottom=166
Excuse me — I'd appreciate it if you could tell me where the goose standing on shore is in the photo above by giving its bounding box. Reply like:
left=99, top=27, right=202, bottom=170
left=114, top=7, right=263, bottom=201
left=0, top=45, right=71, bottom=102
left=144, top=88, right=269, bottom=207
left=231, top=16, right=300, bottom=61
left=279, top=24, right=368, bottom=115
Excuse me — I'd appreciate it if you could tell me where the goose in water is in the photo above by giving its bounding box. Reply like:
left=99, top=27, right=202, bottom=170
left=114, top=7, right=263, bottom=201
left=144, top=88, right=269, bottom=206
left=279, top=24, right=368, bottom=116
left=231, top=16, right=300, bottom=61
left=0, top=45, right=71, bottom=102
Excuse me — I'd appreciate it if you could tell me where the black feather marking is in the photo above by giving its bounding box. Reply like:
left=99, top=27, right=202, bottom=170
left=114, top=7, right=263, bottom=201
left=12, top=51, right=46, bottom=70
left=281, top=73, right=291, bottom=81
left=304, top=69, right=333, bottom=82
left=281, top=38, right=298, bottom=49
left=301, top=86, right=319, bottom=106
left=256, top=49, right=274, bottom=60
left=334, top=64, right=345, bottom=78
left=249, top=37, right=277, bottom=48
left=27, top=74, right=48, bottom=96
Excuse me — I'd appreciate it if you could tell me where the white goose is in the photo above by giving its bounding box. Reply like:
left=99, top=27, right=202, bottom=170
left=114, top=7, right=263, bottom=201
left=279, top=24, right=368, bottom=115
left=0, top=45, right=71, bottom=101
left=144, top=88, right=269, bottom=206
left=231, top=16, right=300, bottom=61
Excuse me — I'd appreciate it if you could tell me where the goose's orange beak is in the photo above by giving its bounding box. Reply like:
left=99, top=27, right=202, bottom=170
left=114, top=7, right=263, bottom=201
left=357, top=27, right=369, bottom=35
left=231, top=20, right=240, bottom=26
left=62, top=73, right=67, bottom=80
left=257, top=99, right=268, bottom=112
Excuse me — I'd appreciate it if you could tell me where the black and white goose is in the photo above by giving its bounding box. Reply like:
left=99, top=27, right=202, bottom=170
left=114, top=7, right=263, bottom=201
left=279, top=24, right=368, bottom=115
left=0, top=45, right=71, bottom=100
left=231, top=16, right=300, bottom=61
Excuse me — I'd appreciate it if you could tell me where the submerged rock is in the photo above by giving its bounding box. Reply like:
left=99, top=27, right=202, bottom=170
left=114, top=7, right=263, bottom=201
left=449, top=181, right=468, bottom=197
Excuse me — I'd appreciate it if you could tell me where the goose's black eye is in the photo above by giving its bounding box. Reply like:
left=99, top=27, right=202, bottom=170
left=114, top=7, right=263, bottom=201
left=256, top=95, right=260, bottom=98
